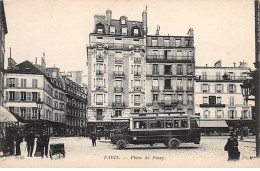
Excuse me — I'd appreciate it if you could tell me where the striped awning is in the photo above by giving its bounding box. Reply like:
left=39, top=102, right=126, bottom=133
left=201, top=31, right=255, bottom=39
left=0, top=106, right=18, bottom=122
left=197, top=120, right=228, bottom=128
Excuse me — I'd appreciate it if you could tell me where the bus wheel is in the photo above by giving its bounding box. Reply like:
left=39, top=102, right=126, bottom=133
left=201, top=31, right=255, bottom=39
left=168, top=138, right=180, bottom=149
left=116, top=140, right=127, bottom=149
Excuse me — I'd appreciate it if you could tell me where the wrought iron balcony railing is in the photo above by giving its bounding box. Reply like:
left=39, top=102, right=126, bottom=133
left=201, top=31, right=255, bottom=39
left=112, top=102, right=125, bottom=107
left=96, top=70, right=104, bottom=76
left=134, top=86, right=141, bottom=91
left=114, top=87, right=123, bottom=92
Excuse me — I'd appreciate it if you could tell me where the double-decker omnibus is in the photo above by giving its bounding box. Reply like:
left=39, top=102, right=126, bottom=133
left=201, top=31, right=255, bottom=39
left=111, top=112, right=201, bottom=149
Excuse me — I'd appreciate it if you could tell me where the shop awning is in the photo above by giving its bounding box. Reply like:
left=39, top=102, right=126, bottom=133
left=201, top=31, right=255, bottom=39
left=0, top=106, right=18, bottom=122
left=197, top=120, right=228, bottom=128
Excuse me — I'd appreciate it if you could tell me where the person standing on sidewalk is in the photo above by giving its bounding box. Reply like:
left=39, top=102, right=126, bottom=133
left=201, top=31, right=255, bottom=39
left=224, top=132, right=240, bottom=161
left=39, top=131, right=49, bottom=158
left=90, top=131, right=97, bottom=147
left=14, top=130, right=23, bottom=156
left=25, top=130, right=35, bottom=157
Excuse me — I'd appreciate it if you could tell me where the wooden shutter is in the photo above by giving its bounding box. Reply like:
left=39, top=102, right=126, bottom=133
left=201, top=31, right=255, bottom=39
left=234, top=84, right=236, bottom=93
left=37, top=92, right=40, bottom=101
left=222, top=85, right=224, bottom=93
left=5, top=91, right=9, bottom=101
left=235, top=110, right=237, bottom=118
left=208, top=110, right=210, bottom=119
left=208, top=84, right=210, bottom=93
left=201, top=84, right=203, bottom=92
left=227, top=84, right=229, bottom=93
left=6, top=78, right=9, bottom=87
left=215, top=84, right=217, bottom=93
left=15, top=78, right=19, bottom=87
left=215, top=110, right=217, bottom=119
left=26, top=92, right=32, bottom=101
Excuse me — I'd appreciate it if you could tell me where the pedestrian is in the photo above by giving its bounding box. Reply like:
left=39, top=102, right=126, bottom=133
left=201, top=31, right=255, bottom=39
left=14, top=130, right=23, bottom=156
left=224, top=132, right=240, bottom=161
left=6, top=128, right=15, bottom=155
left=90, top=131, right=97, bottom=147
left=25, top=130, right=35, bottom=157
left=39, top=131, right=49, bottom=158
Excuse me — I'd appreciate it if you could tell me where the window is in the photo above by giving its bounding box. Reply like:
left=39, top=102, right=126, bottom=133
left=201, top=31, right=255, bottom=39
left=149, top=120, right=164, bottom=129
left=187, top=79, right=192, bottom=89
left=134, top=95, right=141, bottom=106
left=9, top=91, right=15, bottom=101
left=134, top=121, right=147, bottom=129
left=115, top=110, right=122, bottom=117
left=177, top=79, right=182, bottom=90
left=152, top=79, right=159, bottom=90
left=20, top=108, right=26, bottom=118
left=96, top=94, right=103, bottom=105
left=97, top=28, right=103, bottom=34
left=115, top=95, right=122, bottom=103
left=177, top=94, right=183, bottom=103
left=230, top=96, right=235, bottom=106
left=122, top=27, right=127, bottom=35
left=121, top=18, right=126, bottom=24
left=21, top=92, right=26, bottom=101
left=174, top=120, right=180, bottom=128
left=165, top=95, right=172, bottom=104
left=152, top=64, right=159, bottom=75
left=8, top=78, right=16, bottom=87
left=21, top=79, right=27, bottom=88
left=32, top=79, right=38, bottom=88
left=32, top=108, right=38, bottom=118
left=32, top=92, right=38, bottom=101
left=55, top=113, right=59, bottom=121
left=187, top=65, right=192, bottom=75
left=152, top=39, right=157, bottom=46
left=217, top=97, right=222, bottom=104
left=153, top=94, right=159, bottom=102
left=216, top=110, right=222, bottom=119
left=164, top=65, right=172, bottom=75
left=164, top=79, right=171, bottom=89
left=164, top=39, right=170, bottom=47
left=133, top=29, right=138, bottom=36
left=216, top=84, right=222, bottom=93
left=202, top=72, right=207, bottom=80
left=165, top=120, right=174, bottom=128
left=242, top=110, right=248, bottom=119
left=110, top=26, right=115, bottom=34
left=152, top=51, right=158, bottom=59
left=187, top=95, right=193, bottom=105
left=216, top=72, right=221, bottom=80
left=209, top=96, right=216, bottom=104
left=229, top=110, right=235, bottom=119
left=202, top=84, right=209, bottom=93
left=228, top=84, right=236, bottom=93
left=204, top=110, right=209, bottom=119
left=175, top=39, right=181, bottom=47
left=177, top=64, right=183, bottom=75
left=134, top=65, right=141, bottom=76
left=203, top=97, right=208, bottom=104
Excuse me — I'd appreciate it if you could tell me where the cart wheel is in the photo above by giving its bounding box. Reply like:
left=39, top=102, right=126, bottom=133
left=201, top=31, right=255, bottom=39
left=116, top=140, right=127, bottom=149
left=49, top=150, right=52, bottom=160
left=168, top=138, right=180, bottom=149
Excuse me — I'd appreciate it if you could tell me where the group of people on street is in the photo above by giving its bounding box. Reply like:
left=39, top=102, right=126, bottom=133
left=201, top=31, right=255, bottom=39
left=225, top=131, right=240, bottom=161
left=1, top=128, right=50, bottom=159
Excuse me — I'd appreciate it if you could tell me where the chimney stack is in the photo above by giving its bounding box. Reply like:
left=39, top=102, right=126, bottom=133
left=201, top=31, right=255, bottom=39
left=35, top=57, right=37, bottom=65
left=106, top=9, right=112, bottom=25
left=233, top=62, right=236, bottom=67
left=142, top=6, right=147, bottom=35
left=155, top=25, right=160, bottom=36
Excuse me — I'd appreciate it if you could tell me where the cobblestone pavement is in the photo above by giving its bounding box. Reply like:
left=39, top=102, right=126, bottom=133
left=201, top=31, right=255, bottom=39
left=0, top=136, right=259, bottom=168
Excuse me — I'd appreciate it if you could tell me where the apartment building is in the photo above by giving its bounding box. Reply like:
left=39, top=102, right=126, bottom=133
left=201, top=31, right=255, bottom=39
left=63, top=76, right=87, bottom=136
left=86, top=9, right=147, bottom=132
left=4, top=57, right=66, bottom=135
left=145, top=28, right=195, bottom=114
left=0, top=1, right=8, bottom=106
left=195, top=61, right=254, bottom=132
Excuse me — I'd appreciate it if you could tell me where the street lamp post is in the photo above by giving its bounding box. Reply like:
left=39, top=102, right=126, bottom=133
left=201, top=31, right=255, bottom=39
left=35, top=97, right=43, bottom=156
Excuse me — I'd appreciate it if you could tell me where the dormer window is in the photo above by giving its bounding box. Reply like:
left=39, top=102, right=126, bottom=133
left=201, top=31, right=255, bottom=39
left=121, top=19, right=126, bottom=25
left=97, top=28, right=103, bottom=34
left=122, top=27, right=127, bottom=35
left=134, top=29, right=138, bottom=36
left=110, top=26, right=115, bottom=34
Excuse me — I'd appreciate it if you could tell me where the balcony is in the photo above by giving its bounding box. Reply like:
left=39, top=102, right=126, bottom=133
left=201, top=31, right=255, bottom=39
left=115, top=57, right=123, bottom=63
left=134, top=72, right=141, bottom=76
left=96, top=70, right=104, bottom=76
left=163, top=86, right=173, bottom=92
left=151, top=86, right=159, bottom=92
left=196, top=75, right=248, bottom=82
left=164, top=71, right=172, bottom=75
left=200, top=103, right=225, bottom=107
left=114, top=87, right=123, bottom=92
left=187, top=86, right=194, bottom=92
left=114, top=71, right=124, bottom=77
left=159, top=100, right=178, bottom=107
left=107, top=43, right=130, bottom=50
left=152, top=71, right=159, bottom=75
left=176, top=86, right=184, bottom=92
left=134, top=86, right=141, bottom=92
left=96, top=102, right=103, bottom=105
left=112, top=102, right=125, bottom=108
left=146, top=55, right=194, bottom=63
left=134, top=58, right=141, bottom=64
left=96, top=86, right=104, bottom=91
left=96, top=55, right=104, bottom=62
left=94, top=114, right=105, bottom=120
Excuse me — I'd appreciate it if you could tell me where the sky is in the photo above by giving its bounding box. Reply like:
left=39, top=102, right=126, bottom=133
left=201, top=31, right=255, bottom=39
left=3, top=0, right=255, bottom=73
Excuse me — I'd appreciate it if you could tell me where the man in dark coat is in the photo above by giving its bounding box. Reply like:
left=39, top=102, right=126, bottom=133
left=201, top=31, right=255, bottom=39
left=90, top=131, right=97, bottom=147
left=25, top=131, right=35, bottom=157
left=14, top=131, right=23, bottom=156
left=225, top=132, right=240, bottom=161
left=39, top=131, right=50, bottom=158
